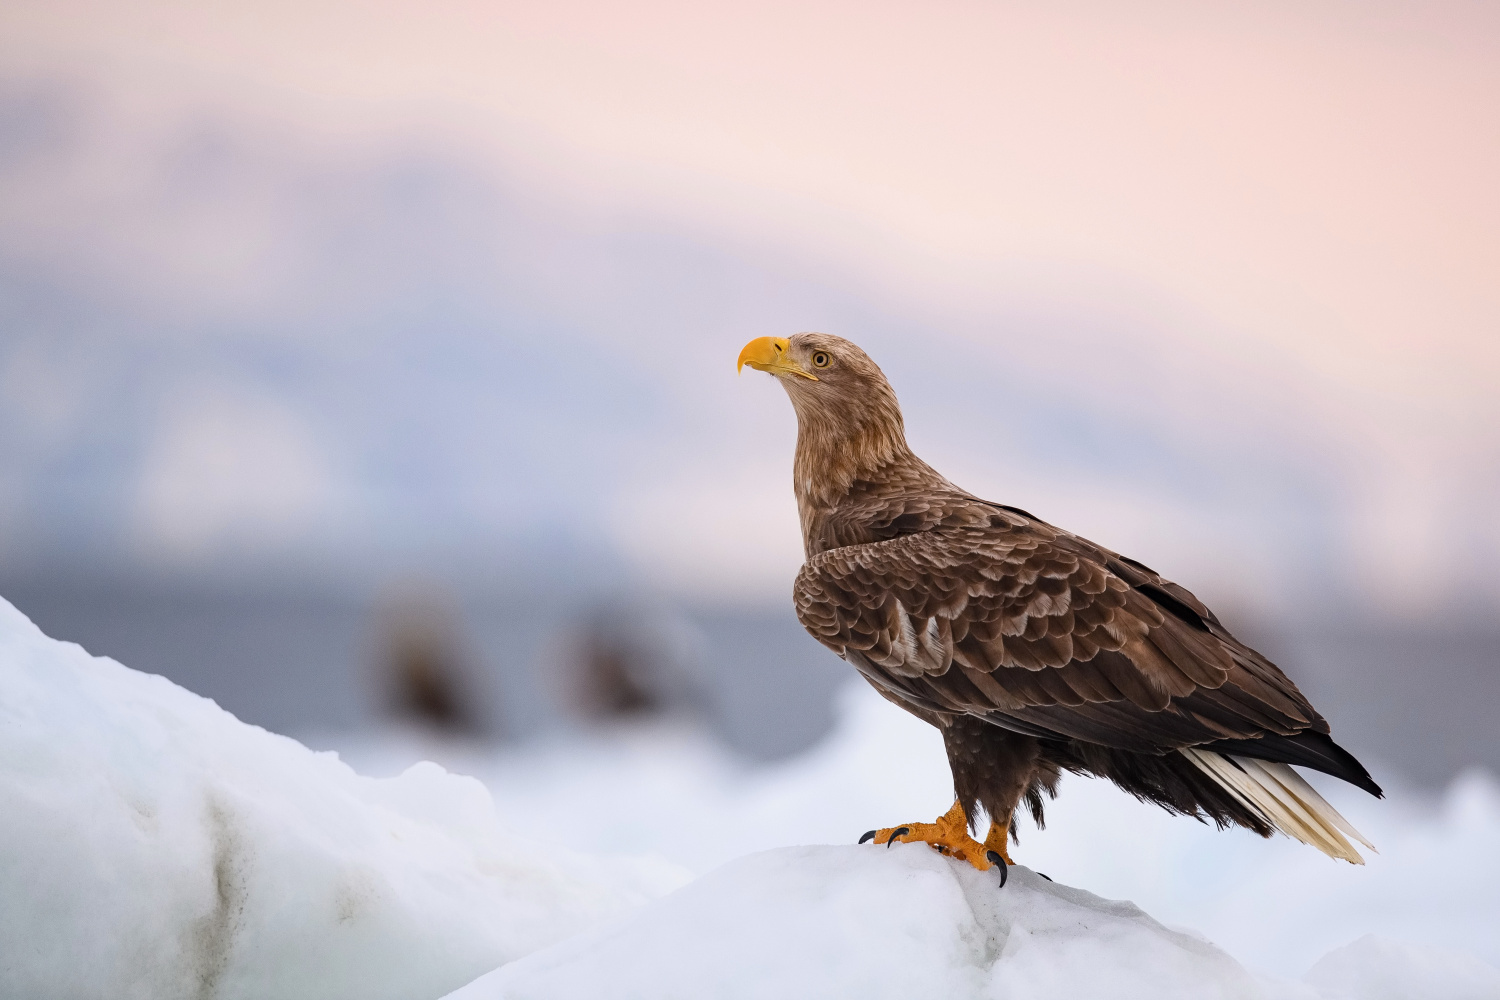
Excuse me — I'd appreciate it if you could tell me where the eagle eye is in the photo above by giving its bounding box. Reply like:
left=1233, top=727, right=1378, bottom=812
left=812, top=351, right=831, bottom=368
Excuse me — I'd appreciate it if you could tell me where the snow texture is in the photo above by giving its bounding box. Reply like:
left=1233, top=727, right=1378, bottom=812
left=1305, top=935, right=1500, bottom=1000
left=342, top=684, right=1500, bottom=980
left=0, top=597, right=686, bottom=1000
left=443, top=846, right=1500, bottom=1000
left=4, top=591, right=1498, bottom=1000
left=448, top=848, right=1281, bottom=1000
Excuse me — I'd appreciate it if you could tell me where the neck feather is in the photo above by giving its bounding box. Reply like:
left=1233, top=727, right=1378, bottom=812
left=790, top=390, right=917, bottom=513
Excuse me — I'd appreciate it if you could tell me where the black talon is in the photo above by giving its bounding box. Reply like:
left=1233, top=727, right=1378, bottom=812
left=859, top=830, right=876, bottom=844
left=1036, top=872, right=1052, bottom=882
left=887, top=826, right=910, bottom=847
left=986, top=850, right=1009, bottom=887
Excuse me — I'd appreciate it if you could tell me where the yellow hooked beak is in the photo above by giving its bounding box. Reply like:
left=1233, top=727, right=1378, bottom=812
left=736, top=336, right=818, bottom=380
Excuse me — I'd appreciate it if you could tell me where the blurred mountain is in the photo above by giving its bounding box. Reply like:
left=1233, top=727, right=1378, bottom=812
left=0, top=70, right=1495, bottom=781
left=7, top=77, right=1488, bottom=617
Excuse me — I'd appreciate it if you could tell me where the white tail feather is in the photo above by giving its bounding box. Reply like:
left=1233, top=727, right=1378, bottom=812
left=1180, top=749, right=1375, bottom=864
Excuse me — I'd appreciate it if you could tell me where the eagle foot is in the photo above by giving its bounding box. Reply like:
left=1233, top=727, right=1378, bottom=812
left=866, top=800, right=1006, bottom=873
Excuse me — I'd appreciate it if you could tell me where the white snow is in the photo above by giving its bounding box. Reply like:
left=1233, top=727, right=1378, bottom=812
left=4, top=592, right=1498, bottom=1000
left=442, top=847, right=1500, bottom=1000
left=449, top=850, right=1277, bottom=1000
left=1305, top=935, right=1500, bottom=1000
left=0, top=597, right=686, bottom=1000
left=338, top=683, right=1500, bottom=979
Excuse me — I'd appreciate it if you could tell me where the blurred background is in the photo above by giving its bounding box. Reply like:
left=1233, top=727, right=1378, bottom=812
left=2, top=0, right=1498, bottom=787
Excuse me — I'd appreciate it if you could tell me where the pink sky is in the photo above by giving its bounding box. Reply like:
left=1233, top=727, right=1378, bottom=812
left=4, top=0, right=1498, bottom=609
left=9, top=1, right=1495, bottom=395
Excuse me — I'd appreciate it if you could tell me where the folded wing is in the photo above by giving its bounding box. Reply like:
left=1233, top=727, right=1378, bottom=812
left=793, top=509, right=1379, bottom=796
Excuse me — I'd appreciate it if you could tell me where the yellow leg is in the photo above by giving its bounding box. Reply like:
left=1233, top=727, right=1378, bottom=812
left=982, top=818, right=1014, bottom=866
left=866, top=800, right=1000, bottom=871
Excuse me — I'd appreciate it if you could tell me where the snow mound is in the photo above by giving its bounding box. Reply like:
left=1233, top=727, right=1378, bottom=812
left=1305, top=934, right=1500, bottom=1000
left=448, top=845, right=1288, bottom=1000
left=0, top=597, right=687, bottom=1000
left=406, top=682, right=1500, bottom=977
left=445, top=843, right=1500, bottom=1000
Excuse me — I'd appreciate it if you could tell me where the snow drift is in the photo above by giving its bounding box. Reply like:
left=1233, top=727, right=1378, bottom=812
left=4, top=592, right=1498, bottom=1000
left=447, top=847, right=1279, bottom=1000
left=443, top=844, right=1500, bottom=1000
left=0, top=597, right=685, bottom=1000
left=383, top=682, right=1500, bottom=979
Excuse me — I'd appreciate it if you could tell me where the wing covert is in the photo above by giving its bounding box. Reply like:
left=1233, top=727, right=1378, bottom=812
left=793, top=520, right=1323, bottom=753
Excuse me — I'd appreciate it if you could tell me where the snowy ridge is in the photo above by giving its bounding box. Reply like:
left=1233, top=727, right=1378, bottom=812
left=0, top=597, right=686, bottom=1000
left=444, top=845, right=1500, bottom=1000
left=400, top=683, right=1500, bottom=980
left=451, top=849, right=1281, bottom=1000
left=2, top=594, right=1498, bottom=999
left=1181, top=749, right=1375, bottom=863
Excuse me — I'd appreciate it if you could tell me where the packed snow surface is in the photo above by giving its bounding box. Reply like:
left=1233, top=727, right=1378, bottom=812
left=4, top=593, right=1498, bottom=1000
left=444, top=846, right=1500, bottom=1000
left=0, top=597, right=685, bottom=1000
left=342, top=684, right=1500, bottom=980
left=1305, top=935, right=1500, bottom=1000
left=451, top=848, right=1277, bottom=1000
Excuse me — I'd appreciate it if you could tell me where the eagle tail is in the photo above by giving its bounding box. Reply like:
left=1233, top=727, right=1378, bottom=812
left=1180, top=748, right=1375, bottom=864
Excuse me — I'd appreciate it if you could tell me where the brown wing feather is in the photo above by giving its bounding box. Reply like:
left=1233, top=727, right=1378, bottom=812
left=793, top=515, right=1324, bottom=754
